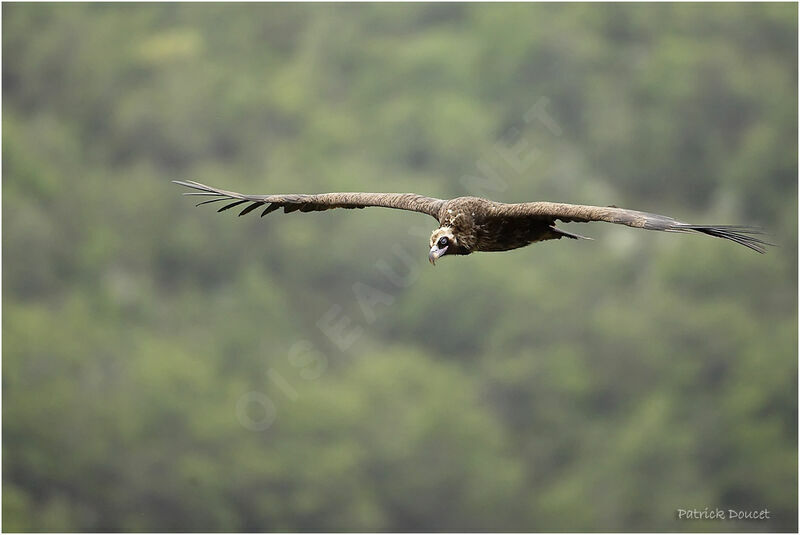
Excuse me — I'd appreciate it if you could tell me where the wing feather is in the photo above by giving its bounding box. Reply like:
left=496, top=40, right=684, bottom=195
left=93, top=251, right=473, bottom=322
left=174, top=180, right=444, bottom=220
left=238, top=202, right=263, bottom=217
left=261, top=203, right=281, bottom=217
left=217, top=200, right=249, bottom=213
left=501, top=201, right=771, bottom=253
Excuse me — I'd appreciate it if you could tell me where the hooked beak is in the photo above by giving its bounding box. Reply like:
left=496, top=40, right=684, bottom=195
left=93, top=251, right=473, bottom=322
left=429, top=245, right=447, bottom=265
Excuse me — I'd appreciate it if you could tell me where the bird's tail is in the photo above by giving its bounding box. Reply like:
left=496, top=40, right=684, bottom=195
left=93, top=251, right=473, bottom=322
left=548, top=225, right=592, bottom=240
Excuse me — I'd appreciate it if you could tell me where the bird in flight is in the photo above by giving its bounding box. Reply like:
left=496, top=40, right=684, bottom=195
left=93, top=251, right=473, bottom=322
left=174, top=180, right=770, bottom=263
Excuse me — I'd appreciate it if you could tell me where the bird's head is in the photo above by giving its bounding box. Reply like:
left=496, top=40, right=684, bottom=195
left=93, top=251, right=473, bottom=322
left=429, top=226, right=467, bottom=265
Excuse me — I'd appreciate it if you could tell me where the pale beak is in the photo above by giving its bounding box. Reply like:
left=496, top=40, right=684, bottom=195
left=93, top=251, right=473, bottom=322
left=429, top=245, right=447, bottom=265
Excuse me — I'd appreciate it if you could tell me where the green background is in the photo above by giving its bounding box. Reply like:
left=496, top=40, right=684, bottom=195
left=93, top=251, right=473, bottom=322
left=3, top=3, right=797, bottom=532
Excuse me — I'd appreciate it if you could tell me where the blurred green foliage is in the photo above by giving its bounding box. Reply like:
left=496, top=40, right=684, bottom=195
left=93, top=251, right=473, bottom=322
left=2, top=3, right=797, bottom=532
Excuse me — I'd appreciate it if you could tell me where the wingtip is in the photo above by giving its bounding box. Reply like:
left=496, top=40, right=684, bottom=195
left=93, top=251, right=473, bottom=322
left=678, top=224, right=774, bottom=254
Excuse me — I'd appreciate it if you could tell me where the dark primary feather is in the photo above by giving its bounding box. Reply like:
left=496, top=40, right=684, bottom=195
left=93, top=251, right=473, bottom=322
left=673, top=225, right=770, bottom=254
left=237, top=202, right=263, bottom=217
left=218, top=200, right=248, bottom=213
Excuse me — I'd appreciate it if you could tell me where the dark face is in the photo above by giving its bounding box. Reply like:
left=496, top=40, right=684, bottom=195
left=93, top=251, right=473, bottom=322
left=429, top=228, right=462, bottom=264
left=429, top=236, right=450, bottom=264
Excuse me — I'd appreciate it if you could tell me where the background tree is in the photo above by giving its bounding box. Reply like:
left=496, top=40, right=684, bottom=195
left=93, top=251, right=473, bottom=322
left=3, top=3, right=797, bottom=531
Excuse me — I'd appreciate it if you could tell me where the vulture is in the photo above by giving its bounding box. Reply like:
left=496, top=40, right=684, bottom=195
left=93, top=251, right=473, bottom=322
left=174, top=180, right=770, bottom=263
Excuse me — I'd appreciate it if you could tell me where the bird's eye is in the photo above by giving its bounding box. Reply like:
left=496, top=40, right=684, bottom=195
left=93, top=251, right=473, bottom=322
left=438, top=236, right=449, bottom=248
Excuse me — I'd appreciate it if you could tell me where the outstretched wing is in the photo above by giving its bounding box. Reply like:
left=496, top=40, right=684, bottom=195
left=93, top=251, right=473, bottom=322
left=499, top=201, right=771, bottom=253
left=174, top=180, right=445, bottom=220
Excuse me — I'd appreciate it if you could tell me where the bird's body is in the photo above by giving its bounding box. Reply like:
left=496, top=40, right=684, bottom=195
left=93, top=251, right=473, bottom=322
left=174, top=180, right=770, bottom=262
left=434, top=197, right=565, bottom=253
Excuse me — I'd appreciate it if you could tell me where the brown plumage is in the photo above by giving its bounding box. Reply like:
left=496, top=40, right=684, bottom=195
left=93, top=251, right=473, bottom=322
left=174, top=180, right=771, bottom=263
